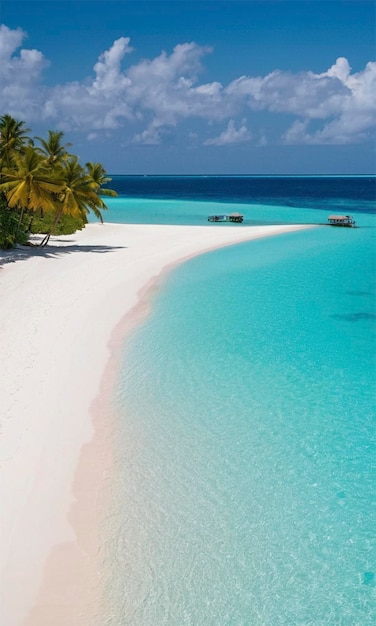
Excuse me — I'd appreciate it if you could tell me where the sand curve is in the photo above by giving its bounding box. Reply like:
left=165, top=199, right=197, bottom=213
left=0, top=222, right=313, bottom=625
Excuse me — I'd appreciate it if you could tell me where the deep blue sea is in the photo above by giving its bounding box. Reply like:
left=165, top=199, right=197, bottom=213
left=102, top=177, right=376, bottom=625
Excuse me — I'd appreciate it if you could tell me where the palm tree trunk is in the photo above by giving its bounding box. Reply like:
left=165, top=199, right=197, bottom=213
left=40, top=208, right=63, bottom=246
left=15, top=206, right=25, bottom=236
left=40, top=233, right=51, bottom=246
left=17, top=206, right=25, bottom=227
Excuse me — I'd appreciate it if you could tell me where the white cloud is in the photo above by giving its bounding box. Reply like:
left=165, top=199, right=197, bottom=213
left=226, top=60, right=351, bottom=120
left=282, top=59, right=376, bottom=144
left=283, top=120, right=310, bottom=144
left=0, top=24, right=375, bottom=146
left=0, top=24, right=48, bottom=118
left=324, top=56, right=351, bottom=82
left=204, top=119, right=252, bottom=145
left=132, top=120, right=164, bottom=145
left=0, top=25, right=47, bottom=84
left=0, top=24, right=24, bottom=68
left=90, top=37, right=133, bottom=96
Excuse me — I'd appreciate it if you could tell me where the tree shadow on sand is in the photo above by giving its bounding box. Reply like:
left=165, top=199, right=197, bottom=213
left=0, top=243, right=127, bottom=269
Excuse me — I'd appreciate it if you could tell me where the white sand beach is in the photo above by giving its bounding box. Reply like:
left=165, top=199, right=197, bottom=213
left=0, top=222, right=310, bottom=626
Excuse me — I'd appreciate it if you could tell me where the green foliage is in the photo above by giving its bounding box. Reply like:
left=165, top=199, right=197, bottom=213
left=0, top=192, right=28, bottom=249
left=0, top=114, right=117, bottom=248
left=29, top=211, right=85, bottom=236
left=35, top=130, right=72, bottom=164
left=0, top=114, right=31, bottom=169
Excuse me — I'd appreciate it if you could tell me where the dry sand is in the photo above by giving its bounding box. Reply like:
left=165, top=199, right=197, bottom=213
left=0, top=222, right=310, bottom=625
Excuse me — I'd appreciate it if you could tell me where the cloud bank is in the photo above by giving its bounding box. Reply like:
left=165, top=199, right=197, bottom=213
left=0, top=24, right=375, bottom=146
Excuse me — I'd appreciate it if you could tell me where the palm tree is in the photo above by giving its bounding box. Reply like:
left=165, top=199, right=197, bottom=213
left=0, top=118, right=117, bottom=248
left=0, top=114, right=31, bottom=169
left=85, top=161, right=117, bottom=198
left=35, top=130, right=72, bottom=166
left=0, top=146, right=64, bottom=229
left=39, top=157, right=108, bottom=246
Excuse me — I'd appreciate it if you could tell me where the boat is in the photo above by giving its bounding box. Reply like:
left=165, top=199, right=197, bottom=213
left=328, top=214, right=356, bottom=227
left=208, top=212, right=244, bottom=223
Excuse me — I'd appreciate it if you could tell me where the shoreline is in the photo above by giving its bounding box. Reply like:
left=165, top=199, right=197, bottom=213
left=0, top=222, right=313, bottom=625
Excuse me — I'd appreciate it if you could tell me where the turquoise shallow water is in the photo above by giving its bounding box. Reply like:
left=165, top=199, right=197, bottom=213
left=100, top=195, right=373, bottom=227
left=103, top=203, right=376, bottom=625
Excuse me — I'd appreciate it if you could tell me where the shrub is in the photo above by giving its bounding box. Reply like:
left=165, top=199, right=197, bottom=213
left=29, top=211, right=86, bottom=236
left=0, top=194, right=28, bottom=249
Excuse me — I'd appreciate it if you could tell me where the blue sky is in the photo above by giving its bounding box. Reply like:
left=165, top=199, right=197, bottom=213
left=1, top=1, right=375, bottom=174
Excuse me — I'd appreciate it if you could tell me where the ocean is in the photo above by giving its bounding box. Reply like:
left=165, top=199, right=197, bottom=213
left=101, top=177, right=376, bottom=625
left=100, top=175, right=375, bottom=227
